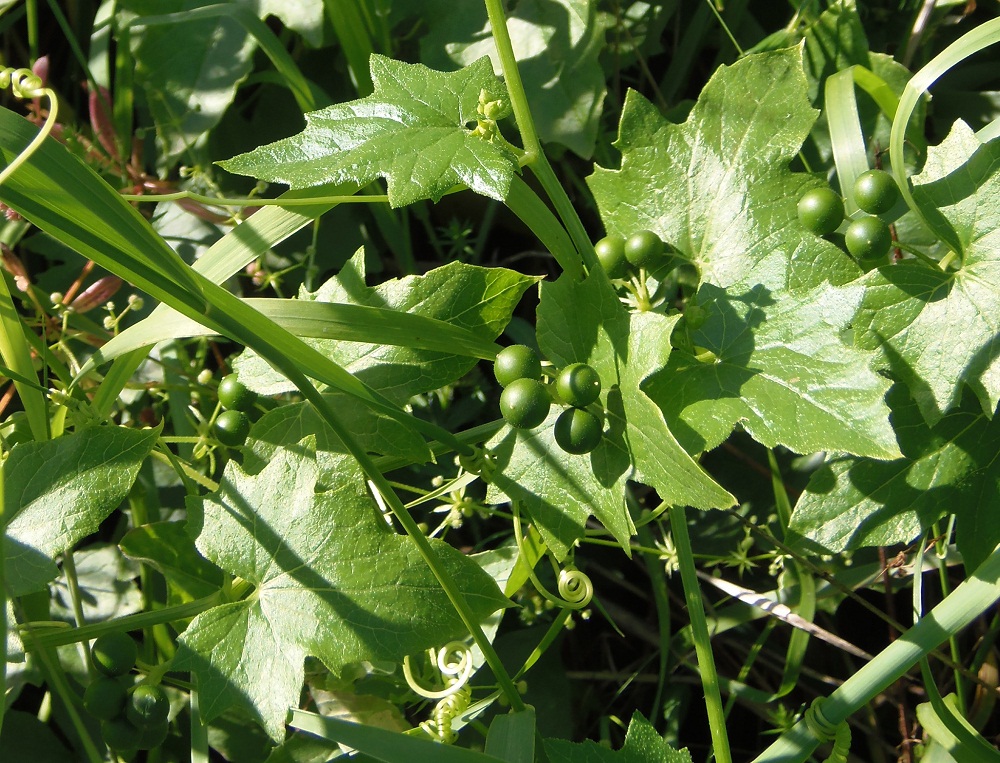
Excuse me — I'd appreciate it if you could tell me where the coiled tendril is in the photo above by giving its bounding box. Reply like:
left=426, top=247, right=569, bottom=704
left=0, top=67, right=58, bottom=186
left=804, top=699, right=852, bottom=763
left=512, top=502, right=594, bottom=610
left=418, top=682, right=471, bottom=744
left=402, top=641, right=474, bottom=700
left=403, top=642, right=475, bottom=744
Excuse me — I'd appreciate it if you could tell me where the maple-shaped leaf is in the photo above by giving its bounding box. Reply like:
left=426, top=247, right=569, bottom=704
left=544, top=711, right=693, bottom=762
left=854, top=122, right=1000, bottom=424
left=646, top=282, right=900, bottom=458
left=488, top=272, right=734, bottom=559
left=789, top=384, right=1000, bottom=572
left=588, top=46, right=859, bottom=293
left=219, top=55, right=519, bottom=206
left=174, top=441, right=509, bottom=740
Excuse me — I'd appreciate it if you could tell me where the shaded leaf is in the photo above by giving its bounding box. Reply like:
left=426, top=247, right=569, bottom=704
left=544, top=711, right=692, bottom=762
left=647, top=282, right=899, bottom=458
left=789, top=384, right=1000, bottom=571
left=174, top=440, right=508, bottom=739
left=2, top=425, right=159, bottom=596
left=855, top=122, right=1000, bottom=423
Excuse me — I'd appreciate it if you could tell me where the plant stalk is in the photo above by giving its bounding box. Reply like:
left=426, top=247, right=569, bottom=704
left=668, top=504, right=733, bottom=763
left=752, top=542, right=1000, bottom=763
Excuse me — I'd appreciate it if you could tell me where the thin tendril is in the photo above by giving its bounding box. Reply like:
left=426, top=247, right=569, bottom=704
left=402, top=641, right=474, bottom=700
left=0, top=68, right=59, bottom=186
left=512, top=502, right=594, bottom=610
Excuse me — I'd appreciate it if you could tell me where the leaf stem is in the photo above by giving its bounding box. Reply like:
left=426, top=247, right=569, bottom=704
left=19, top=591, right=228, bottom=651
left=483, top=0, right=539, bottom=160
left=668, top=504, right=733, bottom=763
left=294, top=379, right=526, bottom=712
left=504, top=176, right=582, bottom=279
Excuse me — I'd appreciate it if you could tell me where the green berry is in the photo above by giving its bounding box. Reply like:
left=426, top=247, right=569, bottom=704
left=595, top=235, right=628, bottom=279
left=555, top=363, right=601, bottom=408
left=554, top=408, right=603, bottom=455
left=214, top=409, right=251, bottom=447
left=83, top=675, right=128, bottom=721
left=624, top=230, right=664, bottom=270
left=844, top=215, right=892, bottom=261
left=494, top=345, right=542, bottom=387
left=797, top=187, right=844, bottom=235
left=136, top=719, right=170, bottom=750
left=126, top=684, right=170, bottom=728
left=101, top=717, right=142, bottom=751
left=853, top=169, right=899, bottom=215
left=91, top=632, right=138, bottom=678
left=499, top=378, right=551, bottom=429
left=218, top=373, right=255, bottom=411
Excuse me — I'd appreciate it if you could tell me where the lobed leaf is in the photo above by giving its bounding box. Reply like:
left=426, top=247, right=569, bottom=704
left=175, top=440, right=509, bottom=739
left=856, top=122, right=1000, bottom=423
left=647, top=282, right=900, bottom=459
left=789, top=384, right=1000, bottom=571
left=220, top=55, right=519, bottom=206
left=588, top=46, right=858, bottom=293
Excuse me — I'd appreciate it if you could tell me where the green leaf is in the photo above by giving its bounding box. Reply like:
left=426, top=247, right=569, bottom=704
left=242, top=393, right=431, bottom=470
left=234, top=250, right=537, bottom=399
left=646, top=282, right=900, bottom=458
left=855, top=122, right=1000, bottom=423
left=2, top=425, right=159, bottom=596
left=120, top=521, right=224, bottom=602
left=488, top=272, right=734, bottom=559
left=544, top=711, right=693, bottom=762
left=220, top=55, right=519, bottom=206
left=417, top=0, right=609, bottom=158
left=50, top=544, right=142, bottom=624
left=288, top=709, right=504, bottom=763
left=123, top=0, right=260, bottom=164
left=174, top=440, right=509, bottom=739
left=788, top=384, right=1000, bottom=571
left=485, top=709, right=536, bottom=763
left=588, top=47, right=858, bottom=292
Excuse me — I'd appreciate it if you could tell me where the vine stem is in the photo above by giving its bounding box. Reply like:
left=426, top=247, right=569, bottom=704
left=668, top=504, right=733, bottom=763
left=482, top=0, right=600, bottom=274
left=483, top=0, right=540, bottom=160
left=752, top=542, right=1000, bottom=763
left=300, top=377, right=526, bottom=712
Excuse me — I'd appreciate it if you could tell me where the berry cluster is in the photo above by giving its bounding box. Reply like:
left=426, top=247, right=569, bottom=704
left=594, top=229, right=668, bottom=278
left=494, top=345, right=604, bottom=455
left=83, top=632, right=170, bottom=754
left=214, top=373, right=255, bottom=447
left=797, top=169, right=900, bottom=263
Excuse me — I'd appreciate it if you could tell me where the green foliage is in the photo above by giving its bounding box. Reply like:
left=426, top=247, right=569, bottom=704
left=174, top=440, right=508, bottom=739
left=221, top=56, right=518, bottom=206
